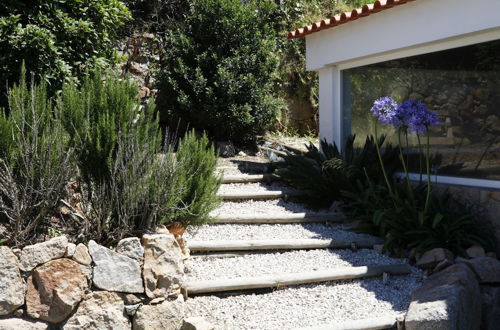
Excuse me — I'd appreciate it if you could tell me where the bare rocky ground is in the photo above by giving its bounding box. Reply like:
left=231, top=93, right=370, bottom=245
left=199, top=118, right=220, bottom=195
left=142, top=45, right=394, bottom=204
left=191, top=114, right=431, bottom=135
left=184, top=150, right=422, bottom=329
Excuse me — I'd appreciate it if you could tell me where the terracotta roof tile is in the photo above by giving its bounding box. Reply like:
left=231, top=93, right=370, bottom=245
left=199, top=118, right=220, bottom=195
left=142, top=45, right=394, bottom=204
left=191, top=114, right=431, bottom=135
left=288, top=0, right=417, bottom=39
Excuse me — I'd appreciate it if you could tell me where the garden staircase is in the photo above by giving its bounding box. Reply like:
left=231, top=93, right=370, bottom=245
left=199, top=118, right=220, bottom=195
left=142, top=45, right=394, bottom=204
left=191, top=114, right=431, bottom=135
left=184, top=160, right=413, bottom=329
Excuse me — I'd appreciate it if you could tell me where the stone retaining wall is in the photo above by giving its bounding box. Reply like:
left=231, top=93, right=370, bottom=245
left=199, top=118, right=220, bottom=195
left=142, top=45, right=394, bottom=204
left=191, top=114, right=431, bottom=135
left=0, top=232, right=207, bottom=330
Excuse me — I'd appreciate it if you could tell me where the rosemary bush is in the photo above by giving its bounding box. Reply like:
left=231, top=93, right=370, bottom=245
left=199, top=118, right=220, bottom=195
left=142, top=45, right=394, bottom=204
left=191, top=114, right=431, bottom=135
left=0, top=70, right=74, bottom=246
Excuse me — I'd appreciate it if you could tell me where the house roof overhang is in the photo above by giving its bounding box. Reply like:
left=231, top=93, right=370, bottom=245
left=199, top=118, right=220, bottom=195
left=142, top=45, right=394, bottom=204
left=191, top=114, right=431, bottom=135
left=288, top=0, right=417, bottom=40
left=300, top=0, right=500, bottom=71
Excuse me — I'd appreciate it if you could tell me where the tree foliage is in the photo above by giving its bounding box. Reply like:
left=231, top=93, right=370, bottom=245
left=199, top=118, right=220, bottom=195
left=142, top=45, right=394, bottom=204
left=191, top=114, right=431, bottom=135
left=0, top=0, right=131, bottom=105
left=156, top=0, right=284, bottom=146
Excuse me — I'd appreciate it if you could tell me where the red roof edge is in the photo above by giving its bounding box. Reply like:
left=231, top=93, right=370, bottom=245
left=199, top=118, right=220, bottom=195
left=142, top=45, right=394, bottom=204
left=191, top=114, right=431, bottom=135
left=288, top=0, right=417, bottom=39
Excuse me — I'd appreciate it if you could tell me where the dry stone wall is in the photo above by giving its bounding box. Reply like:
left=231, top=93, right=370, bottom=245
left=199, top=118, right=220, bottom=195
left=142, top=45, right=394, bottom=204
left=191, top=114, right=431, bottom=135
left=0, top=232, right=208, bottom=330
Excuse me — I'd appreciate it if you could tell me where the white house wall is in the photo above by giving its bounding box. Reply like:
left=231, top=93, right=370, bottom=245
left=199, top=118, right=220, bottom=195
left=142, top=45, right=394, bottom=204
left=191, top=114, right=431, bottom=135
left=306, top=0, right=500, bottom=71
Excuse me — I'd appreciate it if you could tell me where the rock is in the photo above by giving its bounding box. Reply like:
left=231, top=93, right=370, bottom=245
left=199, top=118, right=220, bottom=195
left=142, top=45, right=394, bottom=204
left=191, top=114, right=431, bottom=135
left=416, top=248, right=454, bottom=270
left=88, top=240, right=143, bottom=293
left=116, top=237, right=144, bottom=262
left=237, top=151, right=247, bottom=157
left=65, top=243, right=76, bottom=257
left=216, top=141, right=235, bottom=157
left=405, top=263, right=481, bottom=330
left=0, top=247, right=25, bottom=316
left=125, top=303, right=142, bottom=316
left=432, top=259, right=453, bottom=273
left=63, top=291, right=130, bottom=330
left=181, top=317, right=215, bottom=330
left=0, top=318, right=49, bottom=330
left=466, top=245, right=486, bottom=258
left=26, top=258, right=88, bottom=323
left=19, top=236, right=68, bottom=271
left=133, top=297, right=185, bottom=330
left=481, top=286, right=500, bottom=330
left=486, top=252, right=497, bottom=259
left=459, top=257, right=500, bottom=284
left=142, top=234, right=184, bottom=299
left=72, top=243, right=92, bottom=266
left=120, top=293, right=147, bottom=305
left=13, top=308, right=23, bottom=317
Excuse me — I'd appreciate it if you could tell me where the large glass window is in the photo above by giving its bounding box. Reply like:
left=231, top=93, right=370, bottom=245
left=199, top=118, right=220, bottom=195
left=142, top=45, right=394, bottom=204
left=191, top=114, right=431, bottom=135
left=342, top=39, right=500, bottom=180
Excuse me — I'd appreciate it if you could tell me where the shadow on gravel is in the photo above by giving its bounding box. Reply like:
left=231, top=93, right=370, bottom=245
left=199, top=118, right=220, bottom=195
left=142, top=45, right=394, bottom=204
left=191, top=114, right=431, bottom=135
left=212, top=157, right=421, bottom=316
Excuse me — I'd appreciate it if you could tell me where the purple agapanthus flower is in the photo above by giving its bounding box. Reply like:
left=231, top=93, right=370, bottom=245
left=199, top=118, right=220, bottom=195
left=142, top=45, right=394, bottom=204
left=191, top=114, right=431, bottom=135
left=397, top=100, right=440, bottom=134
left=371, top=97, right=398, bottom=125
left=372, top=97, right=440, bottom=134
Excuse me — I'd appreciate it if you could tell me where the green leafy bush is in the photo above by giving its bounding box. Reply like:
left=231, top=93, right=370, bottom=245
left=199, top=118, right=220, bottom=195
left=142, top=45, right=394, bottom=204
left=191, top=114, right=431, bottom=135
left=174, top=130, right=221, bottom=227
left=0, top=70, right=74, bottom=246
left=58, top=72, right=220, bottom=242
left=156, top=0, right=284, bottom=146
left=59, top=70, right=156, bottom=184
left=0, top=0, right=131, bottom=104
left=277, top=135, right=399, bottom=208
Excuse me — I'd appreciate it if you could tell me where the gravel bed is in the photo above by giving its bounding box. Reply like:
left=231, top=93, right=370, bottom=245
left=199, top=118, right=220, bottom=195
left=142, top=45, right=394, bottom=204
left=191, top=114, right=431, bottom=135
left=218, top=182, right=299, bottom=195
left=185, top=271, right=422, bottom=329
left=211, top=200, right=327, bottom=217
left=185, top=223, right=372, bottom=241
left=185, top=249, right=406, bottom=281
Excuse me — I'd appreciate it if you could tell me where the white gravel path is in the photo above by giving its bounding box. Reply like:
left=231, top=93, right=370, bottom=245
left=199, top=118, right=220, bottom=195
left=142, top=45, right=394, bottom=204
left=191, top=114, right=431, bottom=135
left=185, top=271, right=422, bottom=330
left=185, top=249, right=410, bottom=281
left=218, top=182, right=299, bottom=195
left=211, top=200, right=330, bottom=217
left=185, top=223, right=373, bottom=241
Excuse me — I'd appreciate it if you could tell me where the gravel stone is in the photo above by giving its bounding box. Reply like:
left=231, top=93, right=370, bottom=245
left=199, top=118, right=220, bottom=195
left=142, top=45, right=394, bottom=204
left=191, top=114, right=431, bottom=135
left=185, top=274, right=421, bottom=330
left=218, top=183, right=299, bottom=195
left=185, top=223, right=373, bottom=241
left=210, top=200, right=329, bottom=217
left=185, top=249, right=411, bottom=281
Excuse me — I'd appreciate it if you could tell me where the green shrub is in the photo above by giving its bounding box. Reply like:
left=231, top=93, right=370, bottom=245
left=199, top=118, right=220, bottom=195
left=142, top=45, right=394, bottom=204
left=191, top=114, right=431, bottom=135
left=0, top=0, right=131, bottom=104
left=58, top=71, right=220, bottom=242
left=342, top=182, right=496, bottom=256
left=0, top=70, right=74, bottom=246
left=174, top=130, right=221, bottom=227
left=156, top=0, right=284, bottom=146
left=58, top=70, right=157, bottom=184
left=276, top=135, right=399, bottom=208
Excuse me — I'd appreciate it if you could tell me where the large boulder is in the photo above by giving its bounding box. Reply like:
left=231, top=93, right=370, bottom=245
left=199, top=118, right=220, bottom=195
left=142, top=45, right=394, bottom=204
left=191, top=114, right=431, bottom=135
left=0, top=318, right=49, bottom=330
left=458, top=257, right=500, bottom=284
left=481, top=286, right=500, bottom=330
left=142, top=234, right=184, bottom=299
left=405, top=263, right=481, bottom=330
left=133, top=297, right=185, bottom=330
left=116, top=237, right=144, bottom=262
left=19, top=236, right=68, bottom=271
left=26, top=258, right=88, bottom=323
left=63, top=291, right=130, bottom=330
left=0, top=247, right=25, bottom=316
left=88, top=240, right=143, bottom=293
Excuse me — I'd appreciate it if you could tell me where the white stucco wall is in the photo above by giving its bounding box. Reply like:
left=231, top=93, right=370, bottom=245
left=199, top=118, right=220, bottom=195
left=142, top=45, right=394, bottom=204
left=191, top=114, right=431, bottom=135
left=306, top=0, right=500, bottom=71
left=309, top=0, right=500, bottom=152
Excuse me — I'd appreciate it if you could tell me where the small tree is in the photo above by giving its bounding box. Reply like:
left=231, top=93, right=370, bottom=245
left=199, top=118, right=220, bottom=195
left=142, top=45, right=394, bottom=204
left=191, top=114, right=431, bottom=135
left=156, top=0, right=284, bottom=146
